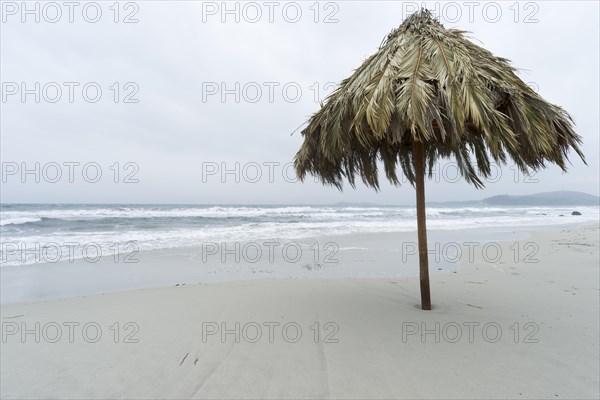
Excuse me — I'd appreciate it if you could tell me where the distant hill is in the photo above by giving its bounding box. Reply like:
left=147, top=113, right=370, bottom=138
left=482, top=191, right=599, bottom=206
left=330, top=191, right=599, bottom=207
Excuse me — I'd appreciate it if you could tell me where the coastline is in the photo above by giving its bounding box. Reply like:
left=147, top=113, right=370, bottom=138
left=1, top=221, right=592, bottom=305
left=1, top=223, right=599, bottom=399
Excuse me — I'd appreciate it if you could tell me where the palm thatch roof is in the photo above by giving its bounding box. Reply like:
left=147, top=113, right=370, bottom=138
left=294, top=9, right=585, bottom=190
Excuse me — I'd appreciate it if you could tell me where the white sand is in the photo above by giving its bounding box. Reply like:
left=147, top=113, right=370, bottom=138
left=1, top=224, right=598, bottom=399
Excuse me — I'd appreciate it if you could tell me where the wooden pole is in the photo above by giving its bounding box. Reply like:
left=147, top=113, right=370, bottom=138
left=413, top=140, right=431, bottom=310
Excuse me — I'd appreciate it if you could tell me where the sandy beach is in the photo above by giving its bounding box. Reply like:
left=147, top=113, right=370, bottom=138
left=1, top=223, right=598, bottom=399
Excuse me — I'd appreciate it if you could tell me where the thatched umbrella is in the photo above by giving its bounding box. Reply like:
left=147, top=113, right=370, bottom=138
left=294, top=9, right=585, bottom=310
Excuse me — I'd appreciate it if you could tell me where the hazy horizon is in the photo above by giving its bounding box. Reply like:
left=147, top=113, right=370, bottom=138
left=1, top=189, right=598, bottom=207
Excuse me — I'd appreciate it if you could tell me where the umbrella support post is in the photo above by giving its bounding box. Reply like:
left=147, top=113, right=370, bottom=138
left=414, top=140, right=432, bottom=310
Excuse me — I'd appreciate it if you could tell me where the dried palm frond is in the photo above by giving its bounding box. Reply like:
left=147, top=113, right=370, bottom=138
left=295, top=9, right=585, bottom=190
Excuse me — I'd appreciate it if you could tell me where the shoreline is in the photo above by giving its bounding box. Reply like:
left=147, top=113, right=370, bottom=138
left=1, top=223, right=598, bottom=398
left=1, top=221, right=597, bottom=305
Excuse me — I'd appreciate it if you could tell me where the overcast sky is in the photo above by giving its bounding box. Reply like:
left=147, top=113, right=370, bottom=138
left=1, top=0, right=598, bottom=205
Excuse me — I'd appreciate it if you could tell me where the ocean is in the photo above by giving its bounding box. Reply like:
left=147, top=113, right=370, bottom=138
left=1, top=203, right=598, bottom=267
